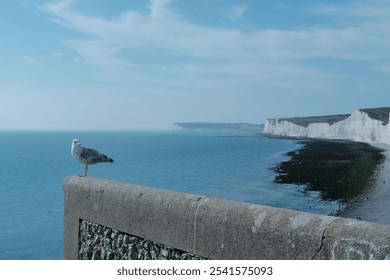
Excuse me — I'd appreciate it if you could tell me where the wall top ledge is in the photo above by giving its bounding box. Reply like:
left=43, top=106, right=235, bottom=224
left=63, top=176, right=390, bottom=260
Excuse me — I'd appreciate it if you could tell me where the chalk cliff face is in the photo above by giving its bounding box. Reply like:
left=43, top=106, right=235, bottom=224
left=264, top=108, right=390, bottom=143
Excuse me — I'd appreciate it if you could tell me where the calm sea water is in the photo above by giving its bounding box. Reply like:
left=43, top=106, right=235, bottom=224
left=0, top=130, right=338, bottom=259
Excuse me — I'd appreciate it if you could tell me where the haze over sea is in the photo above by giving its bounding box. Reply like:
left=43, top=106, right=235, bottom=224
left=0, top=128, right=339, bottom=260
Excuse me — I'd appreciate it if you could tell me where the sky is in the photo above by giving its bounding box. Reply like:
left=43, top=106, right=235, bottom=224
left=1, top=0, right=390, bottom=131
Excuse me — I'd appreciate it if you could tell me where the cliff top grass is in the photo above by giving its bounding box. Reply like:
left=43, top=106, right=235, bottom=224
left=273, top=139, right=385, bottom=202
left=360, top=107, right=390, bottom=125
left=273, top=114, right=350, bottom=127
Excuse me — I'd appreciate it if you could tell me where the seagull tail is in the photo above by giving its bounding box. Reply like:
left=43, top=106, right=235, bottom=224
left=96, top=152, right=114, bottom=163
left=103, top=154, right=114, bottom=163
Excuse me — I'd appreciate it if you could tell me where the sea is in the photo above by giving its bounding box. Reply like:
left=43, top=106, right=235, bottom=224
left=0, top=129, right=340, bottom=260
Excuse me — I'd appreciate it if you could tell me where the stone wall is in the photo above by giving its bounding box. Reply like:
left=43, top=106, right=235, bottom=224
left=78, top=219, right=208, bottom=260
left=63, top=176, right=390, bottom=260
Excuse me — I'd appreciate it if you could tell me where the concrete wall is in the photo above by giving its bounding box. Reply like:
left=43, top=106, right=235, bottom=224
left=63, top=176, right=390, bottom=260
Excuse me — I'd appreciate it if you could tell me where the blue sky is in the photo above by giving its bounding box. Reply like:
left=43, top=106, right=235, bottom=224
left=1, top=0, right=390, bottom=130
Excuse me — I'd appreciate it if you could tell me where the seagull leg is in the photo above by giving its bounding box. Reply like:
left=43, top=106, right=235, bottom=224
left=78, top=165, right=88, bottom=177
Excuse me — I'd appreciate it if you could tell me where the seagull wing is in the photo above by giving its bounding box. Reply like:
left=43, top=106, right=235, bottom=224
left=80, top=147, right=113, bottom=164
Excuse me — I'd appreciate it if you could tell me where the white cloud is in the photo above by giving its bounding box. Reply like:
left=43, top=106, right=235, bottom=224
left=148, top=0, right=173, bottom=19
left=227, top=4, right=247, bottom=21
left=17, top=55, right=41, bottom=65
left=372, top=62, right=390, bottom=75
left=306, top=0, right=390, bottom=18
left=39, top=0, right=390, bottom=67
left=37, top=0, right=390, bottom=114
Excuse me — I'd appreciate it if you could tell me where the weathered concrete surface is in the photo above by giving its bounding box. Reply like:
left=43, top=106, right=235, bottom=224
left=63, top=176, right=390, bottom=260
left=316, top=219, right=390, bottom=259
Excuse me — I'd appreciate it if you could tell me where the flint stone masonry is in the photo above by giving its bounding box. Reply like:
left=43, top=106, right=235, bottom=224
left=79, top=219, right=208, bottom=260
left=63, top=176, right=390, bottom=260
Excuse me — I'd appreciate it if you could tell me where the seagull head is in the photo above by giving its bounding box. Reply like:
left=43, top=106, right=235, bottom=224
left=72, top=139, right=81, bottom=147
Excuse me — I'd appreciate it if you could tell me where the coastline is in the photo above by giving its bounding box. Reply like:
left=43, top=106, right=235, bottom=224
left=336, top=144, right=390, bottom=225
left=272, top=139, right=385, bottom=203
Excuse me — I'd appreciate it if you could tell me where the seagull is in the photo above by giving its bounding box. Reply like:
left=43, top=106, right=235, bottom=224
left=71, top=139, right=114, bottom=177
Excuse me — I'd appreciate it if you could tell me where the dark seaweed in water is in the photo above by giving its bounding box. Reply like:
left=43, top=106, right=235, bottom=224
left=273, top=140, right=385, bottom=202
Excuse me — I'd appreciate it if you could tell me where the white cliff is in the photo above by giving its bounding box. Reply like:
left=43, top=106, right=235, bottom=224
left=263, top=108, right=390, bottom=143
